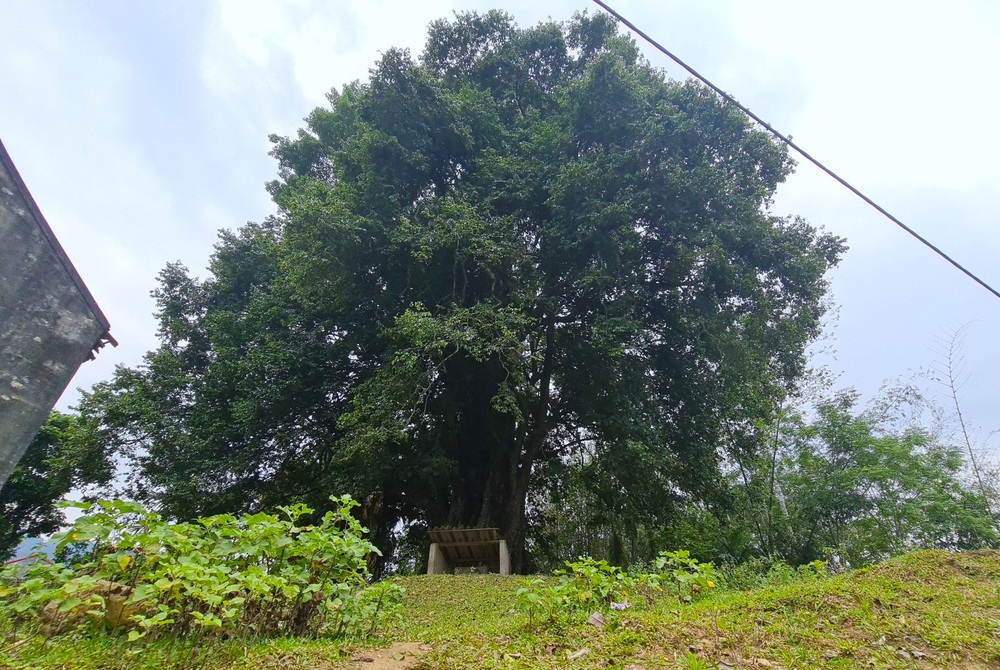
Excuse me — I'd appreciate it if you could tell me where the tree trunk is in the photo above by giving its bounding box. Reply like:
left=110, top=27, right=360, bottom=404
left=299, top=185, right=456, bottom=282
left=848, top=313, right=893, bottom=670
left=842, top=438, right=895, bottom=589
left=440, top=415, right=537, bottom=572
left=502, top=460, right=534, bottom=572
left=438, top=315, right=555, bottom=573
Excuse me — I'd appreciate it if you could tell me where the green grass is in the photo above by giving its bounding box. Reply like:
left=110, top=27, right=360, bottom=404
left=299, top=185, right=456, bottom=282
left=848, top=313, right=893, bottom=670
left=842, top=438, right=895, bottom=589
left=3, top=550, right=999, bottom=669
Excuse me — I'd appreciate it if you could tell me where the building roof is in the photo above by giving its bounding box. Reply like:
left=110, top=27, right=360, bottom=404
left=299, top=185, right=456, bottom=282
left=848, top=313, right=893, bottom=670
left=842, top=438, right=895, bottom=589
left=0, top=137, right=115, bottom=357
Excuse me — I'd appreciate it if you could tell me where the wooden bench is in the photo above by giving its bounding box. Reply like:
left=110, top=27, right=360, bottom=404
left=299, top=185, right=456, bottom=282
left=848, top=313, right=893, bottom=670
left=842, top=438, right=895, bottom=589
left=426, top=527, right=511, bottom=575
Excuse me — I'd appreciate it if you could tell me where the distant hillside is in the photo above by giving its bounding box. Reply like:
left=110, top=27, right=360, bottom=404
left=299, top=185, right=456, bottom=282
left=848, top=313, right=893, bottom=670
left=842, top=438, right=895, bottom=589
left=10, top=536, right=54, bottom=560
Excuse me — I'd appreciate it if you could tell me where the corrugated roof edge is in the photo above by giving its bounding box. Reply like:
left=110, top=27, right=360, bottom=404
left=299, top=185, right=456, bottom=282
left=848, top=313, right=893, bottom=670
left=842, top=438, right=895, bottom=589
left=0, top=137, right=117, bottom=358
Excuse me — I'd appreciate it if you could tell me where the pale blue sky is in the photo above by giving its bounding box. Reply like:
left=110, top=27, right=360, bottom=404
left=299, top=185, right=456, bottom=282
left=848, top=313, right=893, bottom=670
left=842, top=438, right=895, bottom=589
left=3, top=0, right=999, bottom=454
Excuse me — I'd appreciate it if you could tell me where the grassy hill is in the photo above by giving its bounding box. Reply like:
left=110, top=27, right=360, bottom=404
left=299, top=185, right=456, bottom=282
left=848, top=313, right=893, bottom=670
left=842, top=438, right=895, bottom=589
left=3, top=550, right=999, bottom=669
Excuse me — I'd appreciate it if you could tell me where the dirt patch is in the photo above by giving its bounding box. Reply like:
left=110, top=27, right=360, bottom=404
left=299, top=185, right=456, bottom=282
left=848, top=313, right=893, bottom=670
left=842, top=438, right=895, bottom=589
left=347, top=642, right=432, bottom=670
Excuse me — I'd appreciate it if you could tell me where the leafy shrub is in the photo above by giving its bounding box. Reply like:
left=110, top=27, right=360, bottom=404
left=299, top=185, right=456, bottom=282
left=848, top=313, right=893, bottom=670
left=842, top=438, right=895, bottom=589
left=515, top=551, right=719, bottom=628
left=720, top=557, right=828, bottom=592
left=0, top=495, right=403, bottom=642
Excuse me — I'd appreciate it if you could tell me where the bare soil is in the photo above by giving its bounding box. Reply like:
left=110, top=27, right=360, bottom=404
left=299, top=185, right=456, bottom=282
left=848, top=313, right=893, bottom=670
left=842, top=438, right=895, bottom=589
left=346, top=642, right=431, bottom=670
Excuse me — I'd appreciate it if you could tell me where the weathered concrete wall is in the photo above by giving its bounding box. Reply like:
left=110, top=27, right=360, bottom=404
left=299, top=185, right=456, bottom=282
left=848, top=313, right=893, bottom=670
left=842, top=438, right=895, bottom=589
left=0, top=138, right=114, bottom=489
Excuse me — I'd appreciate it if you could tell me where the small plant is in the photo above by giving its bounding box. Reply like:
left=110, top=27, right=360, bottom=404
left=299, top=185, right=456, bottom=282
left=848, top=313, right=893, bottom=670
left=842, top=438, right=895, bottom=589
left=514, top=557, right=635, bottom=627
left=555, top=557, right=632, bottom=608
left=323, top=578, right=406, bottom=639
left=676, top=651, right=715, bottom=670
left=514, top=578, right=554, bottom=628
left=652, top=550, right=718, bottom=607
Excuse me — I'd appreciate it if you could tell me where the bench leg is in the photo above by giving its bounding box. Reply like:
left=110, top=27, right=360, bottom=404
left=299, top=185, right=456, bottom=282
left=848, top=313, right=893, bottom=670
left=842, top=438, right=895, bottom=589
left=498, top=540, right=511, bottom=575
left=427, top=542, right=451, bottom=574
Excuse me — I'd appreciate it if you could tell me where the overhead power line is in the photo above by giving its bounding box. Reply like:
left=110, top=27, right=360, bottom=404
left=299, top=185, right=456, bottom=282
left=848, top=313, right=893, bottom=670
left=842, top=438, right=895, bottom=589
left=591, top=0, right=1000, bottom=302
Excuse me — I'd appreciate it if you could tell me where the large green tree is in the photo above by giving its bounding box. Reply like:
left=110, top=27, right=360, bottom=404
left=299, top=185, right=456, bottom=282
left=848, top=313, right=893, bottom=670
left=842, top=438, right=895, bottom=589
left=80, top=11, right=843, bottom=571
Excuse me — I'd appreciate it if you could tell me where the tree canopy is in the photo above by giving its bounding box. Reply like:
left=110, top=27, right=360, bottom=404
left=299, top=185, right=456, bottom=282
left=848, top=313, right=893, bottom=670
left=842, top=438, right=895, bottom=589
left=80, top=11, right=844, bottom=571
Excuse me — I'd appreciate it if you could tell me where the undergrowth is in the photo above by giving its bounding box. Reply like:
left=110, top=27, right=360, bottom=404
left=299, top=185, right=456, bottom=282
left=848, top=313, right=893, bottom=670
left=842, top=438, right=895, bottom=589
left=2, top=545, right=998, bottom=669
left=514, top=551, right=722, bottom=629
left=0, top=495, right=403, bottom=668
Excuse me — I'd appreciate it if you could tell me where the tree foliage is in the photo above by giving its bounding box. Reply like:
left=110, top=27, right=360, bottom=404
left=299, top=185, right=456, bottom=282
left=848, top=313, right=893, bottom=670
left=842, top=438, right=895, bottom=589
left=0, top=412, right=113, bottom=560
left=723, top=390, right=999, bottom=567
left=78, top=11, right=844, bottom=571
left=533, top=388, right=999, bottom=570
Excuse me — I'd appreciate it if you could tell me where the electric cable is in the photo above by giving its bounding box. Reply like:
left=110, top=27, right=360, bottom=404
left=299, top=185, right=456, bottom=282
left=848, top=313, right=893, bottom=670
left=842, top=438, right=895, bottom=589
left=591, top=0, right=1000, bottom=301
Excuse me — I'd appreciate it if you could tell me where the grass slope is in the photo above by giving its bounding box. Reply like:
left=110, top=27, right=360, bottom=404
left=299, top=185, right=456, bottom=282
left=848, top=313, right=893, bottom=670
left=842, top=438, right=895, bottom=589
left=386, top=550, right=1000, bottom=669
left=2, top=550, right=998, bottom=669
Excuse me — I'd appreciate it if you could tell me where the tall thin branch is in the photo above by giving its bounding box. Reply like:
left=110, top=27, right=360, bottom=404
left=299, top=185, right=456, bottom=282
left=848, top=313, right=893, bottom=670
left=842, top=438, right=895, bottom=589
left=935, top=323, right=999, bottom=533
